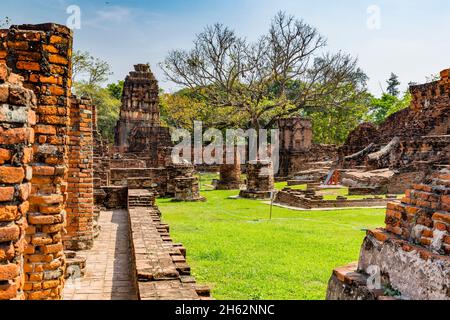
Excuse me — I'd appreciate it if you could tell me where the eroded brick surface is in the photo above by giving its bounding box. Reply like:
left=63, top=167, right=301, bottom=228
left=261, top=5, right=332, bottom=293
left=64, top=96, right=94, bottom=251
left=0, top=64, right=35, bottom=300
left=327, top=166, right=450, bottom=300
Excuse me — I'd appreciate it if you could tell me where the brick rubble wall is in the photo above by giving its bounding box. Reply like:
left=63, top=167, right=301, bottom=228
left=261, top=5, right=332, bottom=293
left=0, top=23, right=73, bottom=300
left=64, top=96, right=94, bottom=251
left=0, top=64, right=35, bottom=300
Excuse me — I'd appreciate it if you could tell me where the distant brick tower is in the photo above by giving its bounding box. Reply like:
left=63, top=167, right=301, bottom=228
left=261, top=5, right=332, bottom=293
left=278, top=117, right=313, bottom=177
left=114, top=64, right=171, bottom=164
left=114, top=64, right=160, bottom=150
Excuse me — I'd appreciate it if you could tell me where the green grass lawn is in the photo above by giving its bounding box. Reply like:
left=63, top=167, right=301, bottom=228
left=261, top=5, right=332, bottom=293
left=157, top=174, right=386, bottom=300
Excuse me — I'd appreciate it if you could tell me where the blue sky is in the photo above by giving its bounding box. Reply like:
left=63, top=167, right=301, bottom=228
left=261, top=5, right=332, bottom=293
left=3, top=0, right=450, bottom=95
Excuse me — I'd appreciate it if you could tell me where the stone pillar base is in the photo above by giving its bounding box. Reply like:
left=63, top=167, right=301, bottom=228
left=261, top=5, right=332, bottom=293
left=239, top=190, right=275, bottom=200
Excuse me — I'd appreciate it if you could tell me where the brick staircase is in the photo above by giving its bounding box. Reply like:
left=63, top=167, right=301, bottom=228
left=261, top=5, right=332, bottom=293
left=128, top=189, right=155, bottom=208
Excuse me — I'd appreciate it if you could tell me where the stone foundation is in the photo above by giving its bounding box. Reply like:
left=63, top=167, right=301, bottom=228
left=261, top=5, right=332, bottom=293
left=275, top=189, right=392, bottom=209
left=240, top=160, right=275, bottom=199
left=326, top=167, right=450, bottom=300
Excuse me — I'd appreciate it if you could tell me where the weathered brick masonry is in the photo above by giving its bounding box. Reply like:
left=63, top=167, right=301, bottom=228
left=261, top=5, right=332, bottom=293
left=0, top=23, right=73, bottom=300
left=0, top=64, right=36, bottom=300
left=64, top=96, right=94, bottom=250
left=240, top=160, right=275, bottom=199
left=278, top=117, right=338, bottom=177
left=327, top=167, right=450, bottom=300
left=0, top=23, right=94, bottom=300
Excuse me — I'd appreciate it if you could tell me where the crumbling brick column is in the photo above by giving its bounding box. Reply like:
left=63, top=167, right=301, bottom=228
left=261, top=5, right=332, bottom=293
left=240, top=160, right=275, bottom=199
left=64, top=96, right=94, bottom=250
left=216, top=147, right=241, bottom=190
left=0, top=64, right=35, bottom=300
left=0, top=23, right=73, bottom=300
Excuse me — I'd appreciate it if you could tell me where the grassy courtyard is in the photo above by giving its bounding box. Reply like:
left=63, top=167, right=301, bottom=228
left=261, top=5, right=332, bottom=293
left=157, top=175, right=386, bottom=300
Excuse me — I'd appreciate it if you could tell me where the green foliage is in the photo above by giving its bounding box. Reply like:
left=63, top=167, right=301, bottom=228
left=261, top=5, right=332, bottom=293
left=160, top=88, right=238, bottom=130
left=368, top=92, right=411, bottom=124
left=301, top=88, right=373, bottom=145
left=386, top=73, right=400, bottom=97
left=73, top=82, right=120, bottom=143
left=72, top=50, right=112, bottom=86
left=107, top=81, right=124, bottom=100
left=71, top=51, right=119, bottom=142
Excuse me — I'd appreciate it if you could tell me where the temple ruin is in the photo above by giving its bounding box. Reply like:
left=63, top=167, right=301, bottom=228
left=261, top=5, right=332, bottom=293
left=327, top=167, right=450, bottom=300
left=240, top=160, right=275, bottom=199
left=278, top=117, right=338, bottom=178
left=0, top=19, right=447, bottom=301
left=338, top=70, right=450, bottom=194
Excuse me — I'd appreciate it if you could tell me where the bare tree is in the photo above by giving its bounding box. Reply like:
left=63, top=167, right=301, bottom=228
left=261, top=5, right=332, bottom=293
left=72, top=50, right=112, bottom=86
left=161, top=11, right=367, bottom=130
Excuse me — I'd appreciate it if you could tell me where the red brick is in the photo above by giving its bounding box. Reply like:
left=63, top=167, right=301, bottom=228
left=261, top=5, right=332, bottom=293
left=0, top=127, right=34, bottom=145
left=29, top=194, right=63, bottom=205
left=0, top=205, right=19, bottom=222
left=0, top=224, right=20, bottom=242
left=0, top=283, right=17, bottom=300
left=0, top=263, right=19, bottom=281
left=32, top=166, right=55, bottom=176
left=0, top=167, right=25, bottom=184
left=34, top=125, right=57, bottom=135
left=16, top=61, right=40, bottom=71
left=433, top=212, right=450, bottom=224
left=0, top=187, right=14, bottom=202
left=0, top=148, right=11, bottom=163
left=0, top=243, right=15, bottom=261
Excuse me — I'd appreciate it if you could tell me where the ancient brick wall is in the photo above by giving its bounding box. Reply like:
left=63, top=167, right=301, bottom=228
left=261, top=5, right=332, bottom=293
left=0, top=23, right=73, bottom=300
left=279, top=118, right=313, bottom=152
left=64, top=96, right=94, bottom=251
left=327, top=167, right=450, bottom=300
left=278, top=117, right=337, bottom=177
left=384, top=171, right=449, bottom=254
left=0, top=64, right=35, bottom=300
left=339, top=69, right=450, bottom=170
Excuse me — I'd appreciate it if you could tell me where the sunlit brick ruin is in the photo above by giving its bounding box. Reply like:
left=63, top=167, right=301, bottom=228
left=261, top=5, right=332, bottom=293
left=327, top=167, right=450, bottom=300
left=337, top=70, right=450, bottom=194
left=240, top=160, right=276, bottom=199
left=0, top=16, right=448, bottom=302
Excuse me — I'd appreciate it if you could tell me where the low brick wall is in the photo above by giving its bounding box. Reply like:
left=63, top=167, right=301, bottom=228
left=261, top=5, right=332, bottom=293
left=127, top=190, right=211, bottom=300
left=275, top=190, right=392, bottom=209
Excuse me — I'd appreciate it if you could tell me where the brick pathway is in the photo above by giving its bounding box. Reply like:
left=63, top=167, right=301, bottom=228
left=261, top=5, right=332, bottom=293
left=62, top=209, right=138, bottom=300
